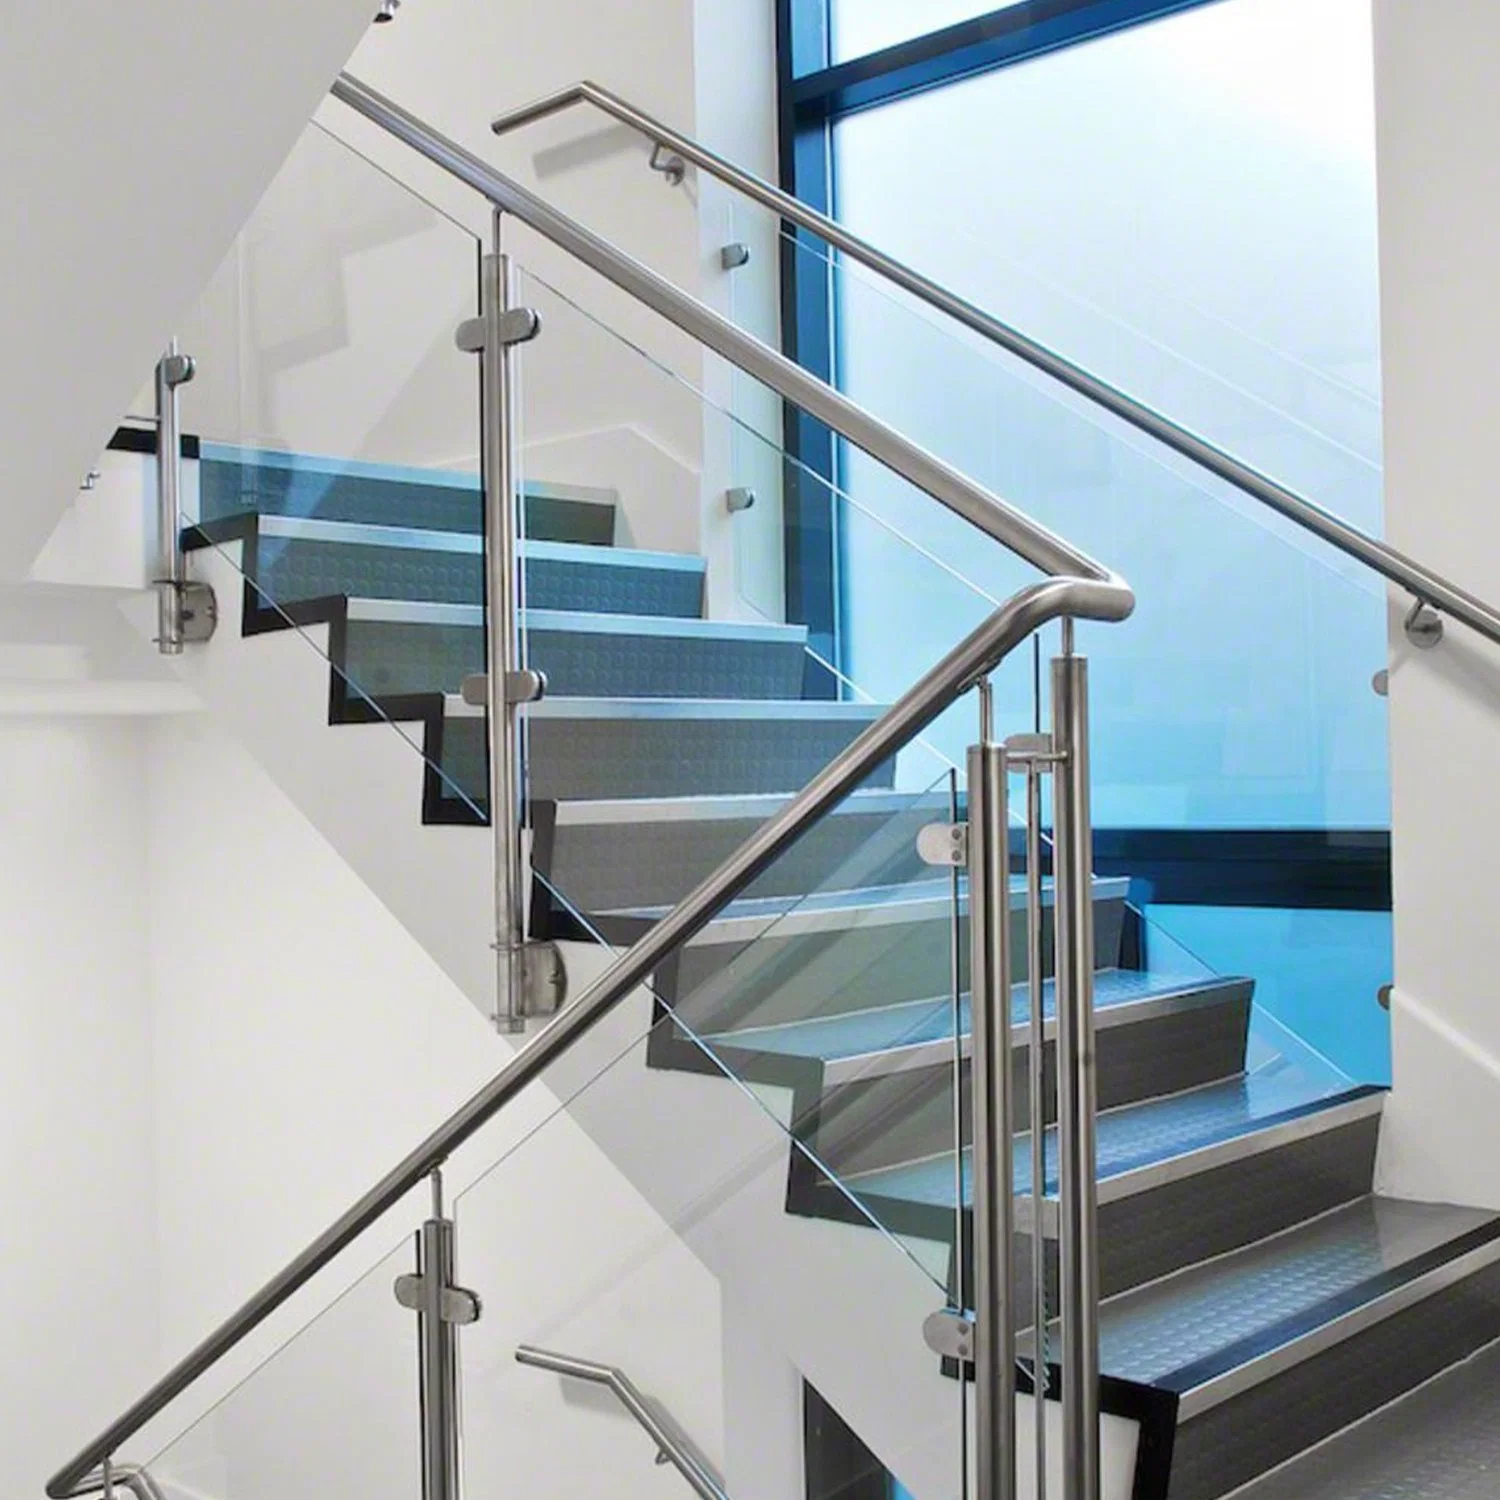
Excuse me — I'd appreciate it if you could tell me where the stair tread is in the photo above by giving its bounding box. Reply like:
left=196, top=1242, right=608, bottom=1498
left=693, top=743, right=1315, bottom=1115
left=846, top=1073, right=1380, bottom=1208
left=707, top=968, right=1238, bottom=1066
left=1230, top=1333, right=1500, bottom=1499
left=344, top=599, right=806, bottom=644
left=602, top=873, right=1132, bottom=935
left=551, top=788, right=930, bottom=825
left=1089, top=1195, right=1500, bottom=1392
left=461, top=696, right=886, bottom=722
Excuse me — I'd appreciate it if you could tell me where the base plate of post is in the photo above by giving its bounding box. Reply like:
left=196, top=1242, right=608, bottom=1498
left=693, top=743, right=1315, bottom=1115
left=180, top=581, right=218, bottom=644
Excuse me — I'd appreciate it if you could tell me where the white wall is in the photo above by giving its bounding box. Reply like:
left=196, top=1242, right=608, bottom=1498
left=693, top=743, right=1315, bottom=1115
left=1371, top=0, right=1500, bottom=1207
left=0, top=0, right=379, bottom=584
left=0, top=717, right=159, bottom=1500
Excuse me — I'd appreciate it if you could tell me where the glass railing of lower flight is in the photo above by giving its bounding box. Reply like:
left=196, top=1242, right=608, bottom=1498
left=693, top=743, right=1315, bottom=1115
left=122, top=759, right=978, bottom=1500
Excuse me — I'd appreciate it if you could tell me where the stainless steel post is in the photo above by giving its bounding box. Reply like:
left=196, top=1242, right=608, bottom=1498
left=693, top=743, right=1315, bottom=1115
left=1051, top=650, right=1099, bottom=1500
left=480, top=227, right=529, bottom=1034
left=395, top=1170, right=480, bottom=1500
left=1025, top=758, right=1048, bottom=1500
left=153, top=341, right=195, bottom=655
left=969, top=684, right=1016, bottom=1500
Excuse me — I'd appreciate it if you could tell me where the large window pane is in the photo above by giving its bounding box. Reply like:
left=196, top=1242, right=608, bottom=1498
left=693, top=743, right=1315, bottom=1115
left=830, top=0, right=1384, bottom=830
left=831, top=0, right=1027, bottom=63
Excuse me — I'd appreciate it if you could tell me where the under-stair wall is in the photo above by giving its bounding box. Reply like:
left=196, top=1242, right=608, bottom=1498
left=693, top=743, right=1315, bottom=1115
left=0, top=0, right=380, bottom=583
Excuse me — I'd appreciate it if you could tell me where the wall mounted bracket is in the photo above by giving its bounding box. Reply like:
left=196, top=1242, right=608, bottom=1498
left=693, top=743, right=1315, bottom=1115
left=1404, top=597, right=1444, bottom=649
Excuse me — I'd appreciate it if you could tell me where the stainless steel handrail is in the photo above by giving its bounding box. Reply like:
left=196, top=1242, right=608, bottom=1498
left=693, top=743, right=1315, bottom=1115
left=49, top=76, right=1133, bottom=1500
left=516, top=1345, right=727, bottom=1500
left=336, top=73, right=1105, bottom=585
left=490, top=78, right=1500, bottom=650
left=48, top=575, right=1127, bottom=1499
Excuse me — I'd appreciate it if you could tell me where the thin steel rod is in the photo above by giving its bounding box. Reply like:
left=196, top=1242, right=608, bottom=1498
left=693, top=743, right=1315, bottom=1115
left=1026, top=762, right=1049, bottom=1500
left=969, top=733, right=1016, bottom=1500
left=490, top=79, right=1500, bottom=648
left=516, top=1346, right=727, bottom=1500
left=1052, top=656, right=1100, bottom=1500
left=480, top=242, right=528, bottom=1034
left=333, top=72, right=1110, bottom=586
left=46, top=573, right=1130, bottom=1500
left=945, top=766, right=969, bottom=1500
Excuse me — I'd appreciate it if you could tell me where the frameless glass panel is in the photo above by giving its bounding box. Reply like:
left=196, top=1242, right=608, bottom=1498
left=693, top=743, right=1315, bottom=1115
left=176, top=119, right=485, bottom=720
left=159, top=118, right=501, bottom=1014
left=143, top=1235, right=421, bottom=1500
left=508, top=257, right=1032, bottom=783
left=831, top=0, right=1029, bottom=64
left=456, top=879, right=969, bottom=1500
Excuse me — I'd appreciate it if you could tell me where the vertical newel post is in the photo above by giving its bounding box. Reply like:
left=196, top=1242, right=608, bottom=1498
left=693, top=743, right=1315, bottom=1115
left=153, top=340, right=214, bottom=653
left=1052, top=640, right=1100, bottom=1500
left=969, top=679, right=1017, bottom=1500
left=457, top=213, right=555, bottom=1033
left=395, top=1169, right=481, bottom=1500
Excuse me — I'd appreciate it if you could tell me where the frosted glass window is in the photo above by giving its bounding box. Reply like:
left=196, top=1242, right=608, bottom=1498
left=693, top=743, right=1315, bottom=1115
left=828, top=0, right=1386, bottom=830
left=831, top=0, right=1028, bottom=63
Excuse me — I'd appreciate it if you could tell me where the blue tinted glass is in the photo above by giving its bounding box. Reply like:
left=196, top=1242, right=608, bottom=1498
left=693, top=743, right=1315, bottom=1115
left=830, top=0, right=1385, bottom=828
left=831, top=0, right=1028, bottom=63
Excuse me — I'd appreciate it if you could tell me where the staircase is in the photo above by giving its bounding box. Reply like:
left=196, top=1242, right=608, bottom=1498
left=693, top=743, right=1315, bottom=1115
left=171, top=447, right=1500, bottom=1500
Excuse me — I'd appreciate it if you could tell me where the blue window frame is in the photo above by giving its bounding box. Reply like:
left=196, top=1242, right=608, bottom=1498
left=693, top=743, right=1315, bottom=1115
left=773, top=0, right=1221, bottom=677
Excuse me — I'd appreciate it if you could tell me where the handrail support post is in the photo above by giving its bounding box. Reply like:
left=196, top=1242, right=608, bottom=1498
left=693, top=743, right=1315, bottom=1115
left=968, top=682, right=1017, bottom=1500
left=394, top=1168, right=481, bottom=1500
left=152, top=341, right=215, bottom=654
left=462, top=225, right=555, bottom=1034
left=1052, top=654, right=1100, bottom=1500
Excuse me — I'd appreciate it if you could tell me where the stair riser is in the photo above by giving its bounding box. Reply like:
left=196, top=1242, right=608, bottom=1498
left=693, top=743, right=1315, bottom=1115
left=1028, top=1113, right=1382, bottom=1307
left=838, top=1110, right=1383, bottom=1309
left=200, top=459, right=613, bottom=543
left=343, top=620, right=805, bottom=701
left=669, top=899, right=1128, bottom=1032
left=1169, top=1254, right=1500, bottom=1500
left=818, top=991, right=1251, bottom=1179
left=249, top=539, right=704, bottom=617
left=436, top=714, right=895, bottom=804
left=547, top=807, right=942, bottom=914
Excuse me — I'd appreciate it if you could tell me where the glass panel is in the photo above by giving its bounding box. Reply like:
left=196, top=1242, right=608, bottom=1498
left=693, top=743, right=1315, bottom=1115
left=456, top=919, right=969, bottom=1500
left=176, top=119, right=486, bottom=726
left=505, top=253, right=1226, bottom=1048
left=508, top=257, right=1029, bottom=788
left=143, top=1234, right=421, bottom=1500
left=831, top=0, right=1028, bottom=65
left=159, top=117, right=501, bottom=1009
